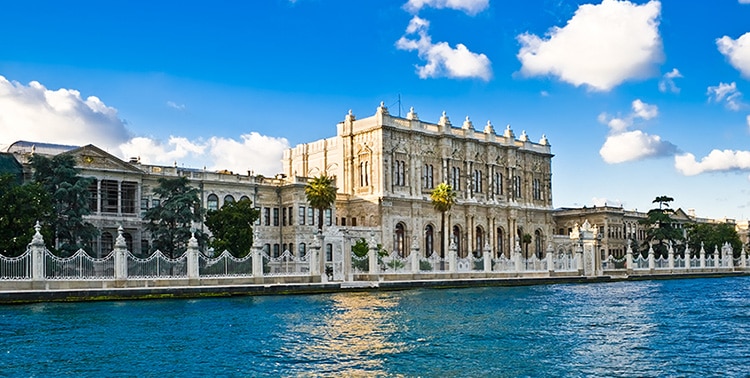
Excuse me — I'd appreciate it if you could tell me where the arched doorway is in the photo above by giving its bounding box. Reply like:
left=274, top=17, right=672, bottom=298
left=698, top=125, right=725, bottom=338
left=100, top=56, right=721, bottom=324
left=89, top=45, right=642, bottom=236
left=496, top=227, right=505, bottom=258
left=534, top=229, right=544, bottom=258
left=474, top=226, right=484, bottom=258
left=424, top=224, right=434, bottom=257
left=452, top=225, right=463, bottom=257
left=395, top=222, right=406, bottom=257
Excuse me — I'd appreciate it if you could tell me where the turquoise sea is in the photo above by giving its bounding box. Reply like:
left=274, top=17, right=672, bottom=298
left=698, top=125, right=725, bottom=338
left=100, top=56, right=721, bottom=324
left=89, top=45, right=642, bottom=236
left=2, top=277, right=749, bottom=377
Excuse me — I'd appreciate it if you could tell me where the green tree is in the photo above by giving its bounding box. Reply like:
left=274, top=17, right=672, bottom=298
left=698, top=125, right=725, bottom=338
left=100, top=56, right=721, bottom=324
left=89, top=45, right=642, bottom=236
left=144, top=176, right=207, bottom=258
left=639, top=195, right=683, bottom=258
left=30, top=154, right=98, bottom=256
left=430, top=182, right=456, bottom=257
left=686, top=223, right=742, bottom=258
left=205, top=198, right=259, bottom=257
left=0, top=174, right=53, bottom=256
left=304, top=174, right=337, bottom=232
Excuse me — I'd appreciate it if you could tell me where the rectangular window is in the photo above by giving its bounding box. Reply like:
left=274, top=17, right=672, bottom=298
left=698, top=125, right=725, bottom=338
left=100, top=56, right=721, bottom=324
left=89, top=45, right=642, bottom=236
left=494, top=172, right=503, bottom=195
left=121, top=181, right=137, bottom=214
left=341, top=217, right=347, bottom=226
left=451, top=166, right=461, bottom=190
left=140, top=198, right=149, bottom=210
left=282, top=207, right=287, bottom=226
left=288, top=207, right=293, bottom=225
left=299, top=206, right=305, bottom=225
left=325, top=209, right=332, bottom=226
left=351, top=217, right=357, bottom=227
left=88, top=180, right=99, bottom=213
left=255, top=207, right=261, bottom=225
left=273, top=208, right=279, bottom=226
left=308, top=208, right=314, bottom=226
left=152, top=199, right=161, bottom=208
left=264, top=207, right=270, bottom=226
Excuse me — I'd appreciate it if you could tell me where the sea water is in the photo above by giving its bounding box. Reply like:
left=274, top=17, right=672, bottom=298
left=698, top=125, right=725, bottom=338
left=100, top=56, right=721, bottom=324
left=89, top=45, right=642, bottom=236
left=2, top=277, right=749, bottom=377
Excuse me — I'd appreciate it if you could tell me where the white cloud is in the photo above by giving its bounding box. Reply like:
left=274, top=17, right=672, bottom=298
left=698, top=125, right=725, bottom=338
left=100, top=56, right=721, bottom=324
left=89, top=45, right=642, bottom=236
left=658, top=68, right=682, bottom=93
left=592, top=197, right=622, bottom=207
left=741, top=0, right=750, bottom=4
left=598, top=99, right=658, bottom=133
left=396, top=16, right=492, bottom=81
left=516, top=0, right=663, bottom=91
left=675, top=150, right=750, bottom=176
left=717, top=32, right=750, bottom=78
left=600, top=130, right=676, bottom=164
left=632, top=99, right=658, bottom=120
left=707, top=82, right=743, bottom=111
left=404, top=0, right=489, bottom=15
left=0, top=75, right=131, bottom=150
left=0, top=76, right=289, bottom=176
left=166, top=101, right=186, bottom=111
left=747, top=115, right=750, bottom=130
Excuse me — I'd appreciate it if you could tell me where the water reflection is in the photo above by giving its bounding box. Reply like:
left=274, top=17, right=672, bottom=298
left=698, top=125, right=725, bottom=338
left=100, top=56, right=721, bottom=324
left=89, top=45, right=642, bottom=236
left=279, top=292, right=407, bottom=376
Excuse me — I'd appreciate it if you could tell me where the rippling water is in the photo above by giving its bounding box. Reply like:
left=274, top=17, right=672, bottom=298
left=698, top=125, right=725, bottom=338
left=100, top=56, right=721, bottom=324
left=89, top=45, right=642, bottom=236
left=2, top=277, right=749, bottom=377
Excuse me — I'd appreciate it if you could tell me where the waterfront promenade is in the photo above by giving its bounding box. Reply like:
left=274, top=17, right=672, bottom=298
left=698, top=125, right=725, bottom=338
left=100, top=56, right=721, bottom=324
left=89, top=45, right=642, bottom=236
left=1, top=221, right=748, bottom=303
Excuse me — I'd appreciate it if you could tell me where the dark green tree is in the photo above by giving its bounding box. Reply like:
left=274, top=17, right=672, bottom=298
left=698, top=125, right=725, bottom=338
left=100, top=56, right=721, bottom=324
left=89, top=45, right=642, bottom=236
left=143, top=176, right=207, bottom=258
left=205, top=198, right=259, bottom=257
left=30, top=154, right=98, bottom=256
left=304, top=174, right=337, bottom=232
left=686, top=223, right=742, bottom=258
left=430, top=182, right=457, bottom=257
left=0, top=174, right=53, bottom=256
left=639, top=195, right=683, bottom=258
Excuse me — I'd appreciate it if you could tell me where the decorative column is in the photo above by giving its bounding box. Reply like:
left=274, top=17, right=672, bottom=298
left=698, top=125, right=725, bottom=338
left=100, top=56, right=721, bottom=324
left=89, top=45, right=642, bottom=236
left=668, top=242, right=675, bottom=270
left=648, top=244, right=655, bottom=272
left=699, top=242, right=706, bottom=269
left=342, top=230, right=352, bottom=282
left=546, top=243, right=554, bottom=274
left=514, top=239, right=523, bottom=274
left=723, top=242, right=734, bottom=269
left=714, top=245, right=720, bottom=269
left=741, top=246, right=747, bottom=269
left=684, top=246, right=691, bottom=271
left=410, top=236, right=420, bottom=274
left=186, top=232, right=200, bottom=280
left=30, top=221, right=46, bottom=282
left=252, top=231, right=263, bottom=277
left=625, top=240, right=633, bottom=275
left=483, top=241, right=492, bottom=273
left=448, top=237, right=457, bottom=273
left=114, top=226, right=128, bottom=280
left=311, top=231, right=322, bottom=277
left=368, top=232, right=379, bottom=276
left=575, top=243, right=583, bottom=274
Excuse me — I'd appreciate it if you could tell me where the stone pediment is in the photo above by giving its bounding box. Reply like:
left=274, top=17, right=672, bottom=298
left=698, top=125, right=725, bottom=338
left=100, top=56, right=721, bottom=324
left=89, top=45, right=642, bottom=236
left=67, top=144, right=144, bottom=174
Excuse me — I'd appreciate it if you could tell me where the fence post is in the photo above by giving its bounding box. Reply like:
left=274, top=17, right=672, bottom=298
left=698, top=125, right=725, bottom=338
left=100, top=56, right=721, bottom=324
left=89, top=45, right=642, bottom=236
left=699, top=242, right=706, bottom=269
left=114, top=226, right=128, bottom=280
left=186, top=232, right=200, bottom=280
left=648, top=244, right=655, bottom=272
left=625, top=240, right=633, bottom=275
left=546, top=243, right=554, bottom=274
left=684, top=246, right=691, bottom=271
left=575, top=243, right=583, bottom=275
left=723, top=242, right=734, bottom=269
left=667, top=242, right=675, bottom=270
left=741, top=246, right=747, bottom=269
left=713, top=245, right=720, bottom=269
left=483, top=242, right=492, bottom=273
left=368, top=232, right=378, bottom=277
left=30, top=221, right=46, bottom=282
left=448, top=238, right=457, bottom=273
left=410, top=236, right=420, bottom=274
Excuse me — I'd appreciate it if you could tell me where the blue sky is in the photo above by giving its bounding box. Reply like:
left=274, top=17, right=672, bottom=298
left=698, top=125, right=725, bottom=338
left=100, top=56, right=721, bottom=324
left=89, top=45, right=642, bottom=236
left=2, top=0, right=750, bottom=220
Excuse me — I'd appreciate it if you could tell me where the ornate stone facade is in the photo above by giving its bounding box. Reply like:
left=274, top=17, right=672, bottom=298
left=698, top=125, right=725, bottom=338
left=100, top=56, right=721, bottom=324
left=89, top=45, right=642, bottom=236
left=284, top=103, right=555, bottom=258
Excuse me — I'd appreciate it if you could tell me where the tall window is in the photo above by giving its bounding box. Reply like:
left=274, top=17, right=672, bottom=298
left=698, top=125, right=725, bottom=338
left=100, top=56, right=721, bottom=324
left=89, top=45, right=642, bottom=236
left=496, top=228, right=505, bottom=257
left=273, top=244, right=280, bottom=257
left=88, top=180, right=99, bottom=213
left=308, top=208, right=314, bottom=225
left=121, top=182, right=137, bottom=214
left=494, top=172, right=503, bottom=195
left=288, top=206, right=293, bottom=225
left=424, top=225, right=434, bottom=256
left=299, top=206, right=306, bottom=225
left=395, top=223, right=406, bottom=257
left=325, top=209, right=332, bottom=226
left=394, top=160, right=406, bottom=186
left=223, top=195, right=235, bottom=205
left=360, top=160, right=369, bottom=187
left=475, top=226, right=484, bottom=256
left=299, top=243, right=306, bottom=256
left=473, top=170, right=482, bottom=193
left=264, top=207, right=270, bottom=226
left=325, top=244, right=333, bottom=262
left=532, top=178, right=542, bottom=200
left=535, top=230, right=543, bottom=258
left=513, top=175, right=522, bottom=198
left=255, top=207, right=261, bottom=225
left=451, top=166, right=461, bottom=190
left=273, top=208, right=279, bottom=226
left=423, top=164, right=434, bottom=189
left=452, top=225, right=462, bottom=257
left=100, top=232, right=114, bottom=257
left=207, top=194, right=219, bottom=211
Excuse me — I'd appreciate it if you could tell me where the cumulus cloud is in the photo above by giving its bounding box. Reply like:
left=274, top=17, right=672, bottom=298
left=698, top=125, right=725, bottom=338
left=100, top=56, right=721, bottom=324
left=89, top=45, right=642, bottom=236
left=0, top=77, right=289, bottom=176
left=404, top=0, right=489, bottom=15
left=707, top=82, right=743, bottom=111
left=396, top=16, right=492, bottom=81
left=658, top=68, right=682, bottom=93
left=516, top=0, right=663, bottom=91
left=675, top=150, right=750, bottom=176
left=0, top=75, right=131, bottom=150
left=598, top=99, right=676, bottom=163
left=166, top=101, right=186, bottom=111
left=717, top=32, right=750, bottom=77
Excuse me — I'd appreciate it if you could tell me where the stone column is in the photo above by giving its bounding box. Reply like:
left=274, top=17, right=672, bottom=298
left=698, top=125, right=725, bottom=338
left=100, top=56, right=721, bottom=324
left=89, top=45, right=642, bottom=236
left=684, top=246, right=691, bottom=271
left=648, top=244, right=655, bottom=272
left=311, top=232, right=322, bottom=277
left=625, top=240, right=633, bottom=275
left=741, top=246, right=747, bottom=269
left=515, top=239, right=523, bottom=274
left=29, top=221, right=46, bottom=282
left=410, top=236, right=420, bottom=274
left=575, top=243, right=583, bottom=274
left=483, top=242, right=492, bottom=273
left=723, top=242, right=734, bottom=269
left=714, top=245, right=720, bottom=268
left=252, top=242, right=263, bottom=278
left=448, top=237, right=457, bottom=273
left=343, top=231, right=352, bottom=282
left=546, top=243, right=554, bottom=274
left=668, top=242, right=675, bottom=270
left=699, top=242, right=706, bottom=269
left=186, top=232, right=200, bottom=280
left=368, top=232, right=379, bottom=276
left=114, top=226, right=128, bottom=280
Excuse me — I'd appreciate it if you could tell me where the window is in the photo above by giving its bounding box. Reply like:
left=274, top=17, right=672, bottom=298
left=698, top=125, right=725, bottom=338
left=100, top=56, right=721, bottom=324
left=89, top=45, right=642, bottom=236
left=532, top=178, right=542, bottom=200
left=351, top=217, right=357, bottom=227
left=101, top=180, right=119, bottom=213
left=473, top=169, right=482, bottom=193
left=288, top=207, right=293, bottom=225
left=341, top=217, right=346, bottom=226
left=207, top=194, right=219, bottom=211
left=299, top=206, right=306, bottom=225
left=264, top=208, right=270, bottom=226
left=255, top=207, right=261, bottom=225
left=282, top=207, right=287, bottom=226
left=496, top=228, right=505, bottom=257
left=240, top=195, right=250, bottom=202
left=475, top=226, right=484, bottom=256
left=121, top=182, right=137, bottom=214
left=88, top=179, right=99, bottom=212
left=395, top=223, right=406, bottom=257
left=425, top=225, right=434, bottom=256
left=394, top=160, right=406, bottom=186
left=513, top=175, right=522, bottom=198
left=360, top=160, right=369, bottom=187
left=287, top=243, right=294, bottom=253
left=325, top=209, right=332, bottom=226
left=273, top=244, right=280, bottom=257
left=494, top=171, right=503, bottom=195
left=273, top=208, right=279, bottom=226
left=423, top=164, right=434, bottom=189
left=223, top=195, right=235, bottom=205
left=140, top=198, right=148, bottom=213
left=263, top=244, right=270, bottom=255
left=325, top=244, right=333, bottom=262
left=152, top=199, right=160, bottom=208
left=535, top=230, right=543, bottom=258
left=452, top=225, right=462, bottom=257
left=299, top=243, right=306, bottom=256
left=100, top=232, right=114, bottom=257
left=308, top=208, right=314, bottom=225
left=451, top=166, right=461, bottom=190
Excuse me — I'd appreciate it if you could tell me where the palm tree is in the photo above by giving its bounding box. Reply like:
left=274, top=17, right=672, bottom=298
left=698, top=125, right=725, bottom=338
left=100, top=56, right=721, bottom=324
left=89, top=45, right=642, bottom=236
left=430, top=182, right=456, bottom=257
left=304, top=174, right=337, bottom=232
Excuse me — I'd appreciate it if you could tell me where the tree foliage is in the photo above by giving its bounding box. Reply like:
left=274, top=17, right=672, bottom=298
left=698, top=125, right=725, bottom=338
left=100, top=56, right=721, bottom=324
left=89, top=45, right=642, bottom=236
left=143, top=176, right=207, bottom=258
left=686, top=223, right=742, bottom=258
left=430, top=182, right=456, bottom=257
left=205, top=198, right=259, bottom=257
left=30, top=154, right=97, bottom=256
left=304, top=174, right=337, bottom=231
left=639, top=195, right=683, bottom=257
left=0, top=174, right=53, bottom=256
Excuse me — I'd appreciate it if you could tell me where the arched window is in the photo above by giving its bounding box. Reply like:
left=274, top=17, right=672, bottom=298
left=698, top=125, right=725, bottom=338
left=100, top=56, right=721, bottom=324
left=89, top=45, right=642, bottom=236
left=534, top=229, right=543, bottom=258
left=299, top=243, right=306, bottom=256
left=207, top=194, right=219, bottom=211
left=475, top=226, right=484, bottom=257
left=224, top=195, right=235, bottom=205
left=240, top=195, right=250, bottom=202
left=395, top=222, right=406, bottom=257
left=452, top=225, right=462, bottom=257
left=496, top=227, right=505, bottom=258
left=424, top=225, right=434, bottom=257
